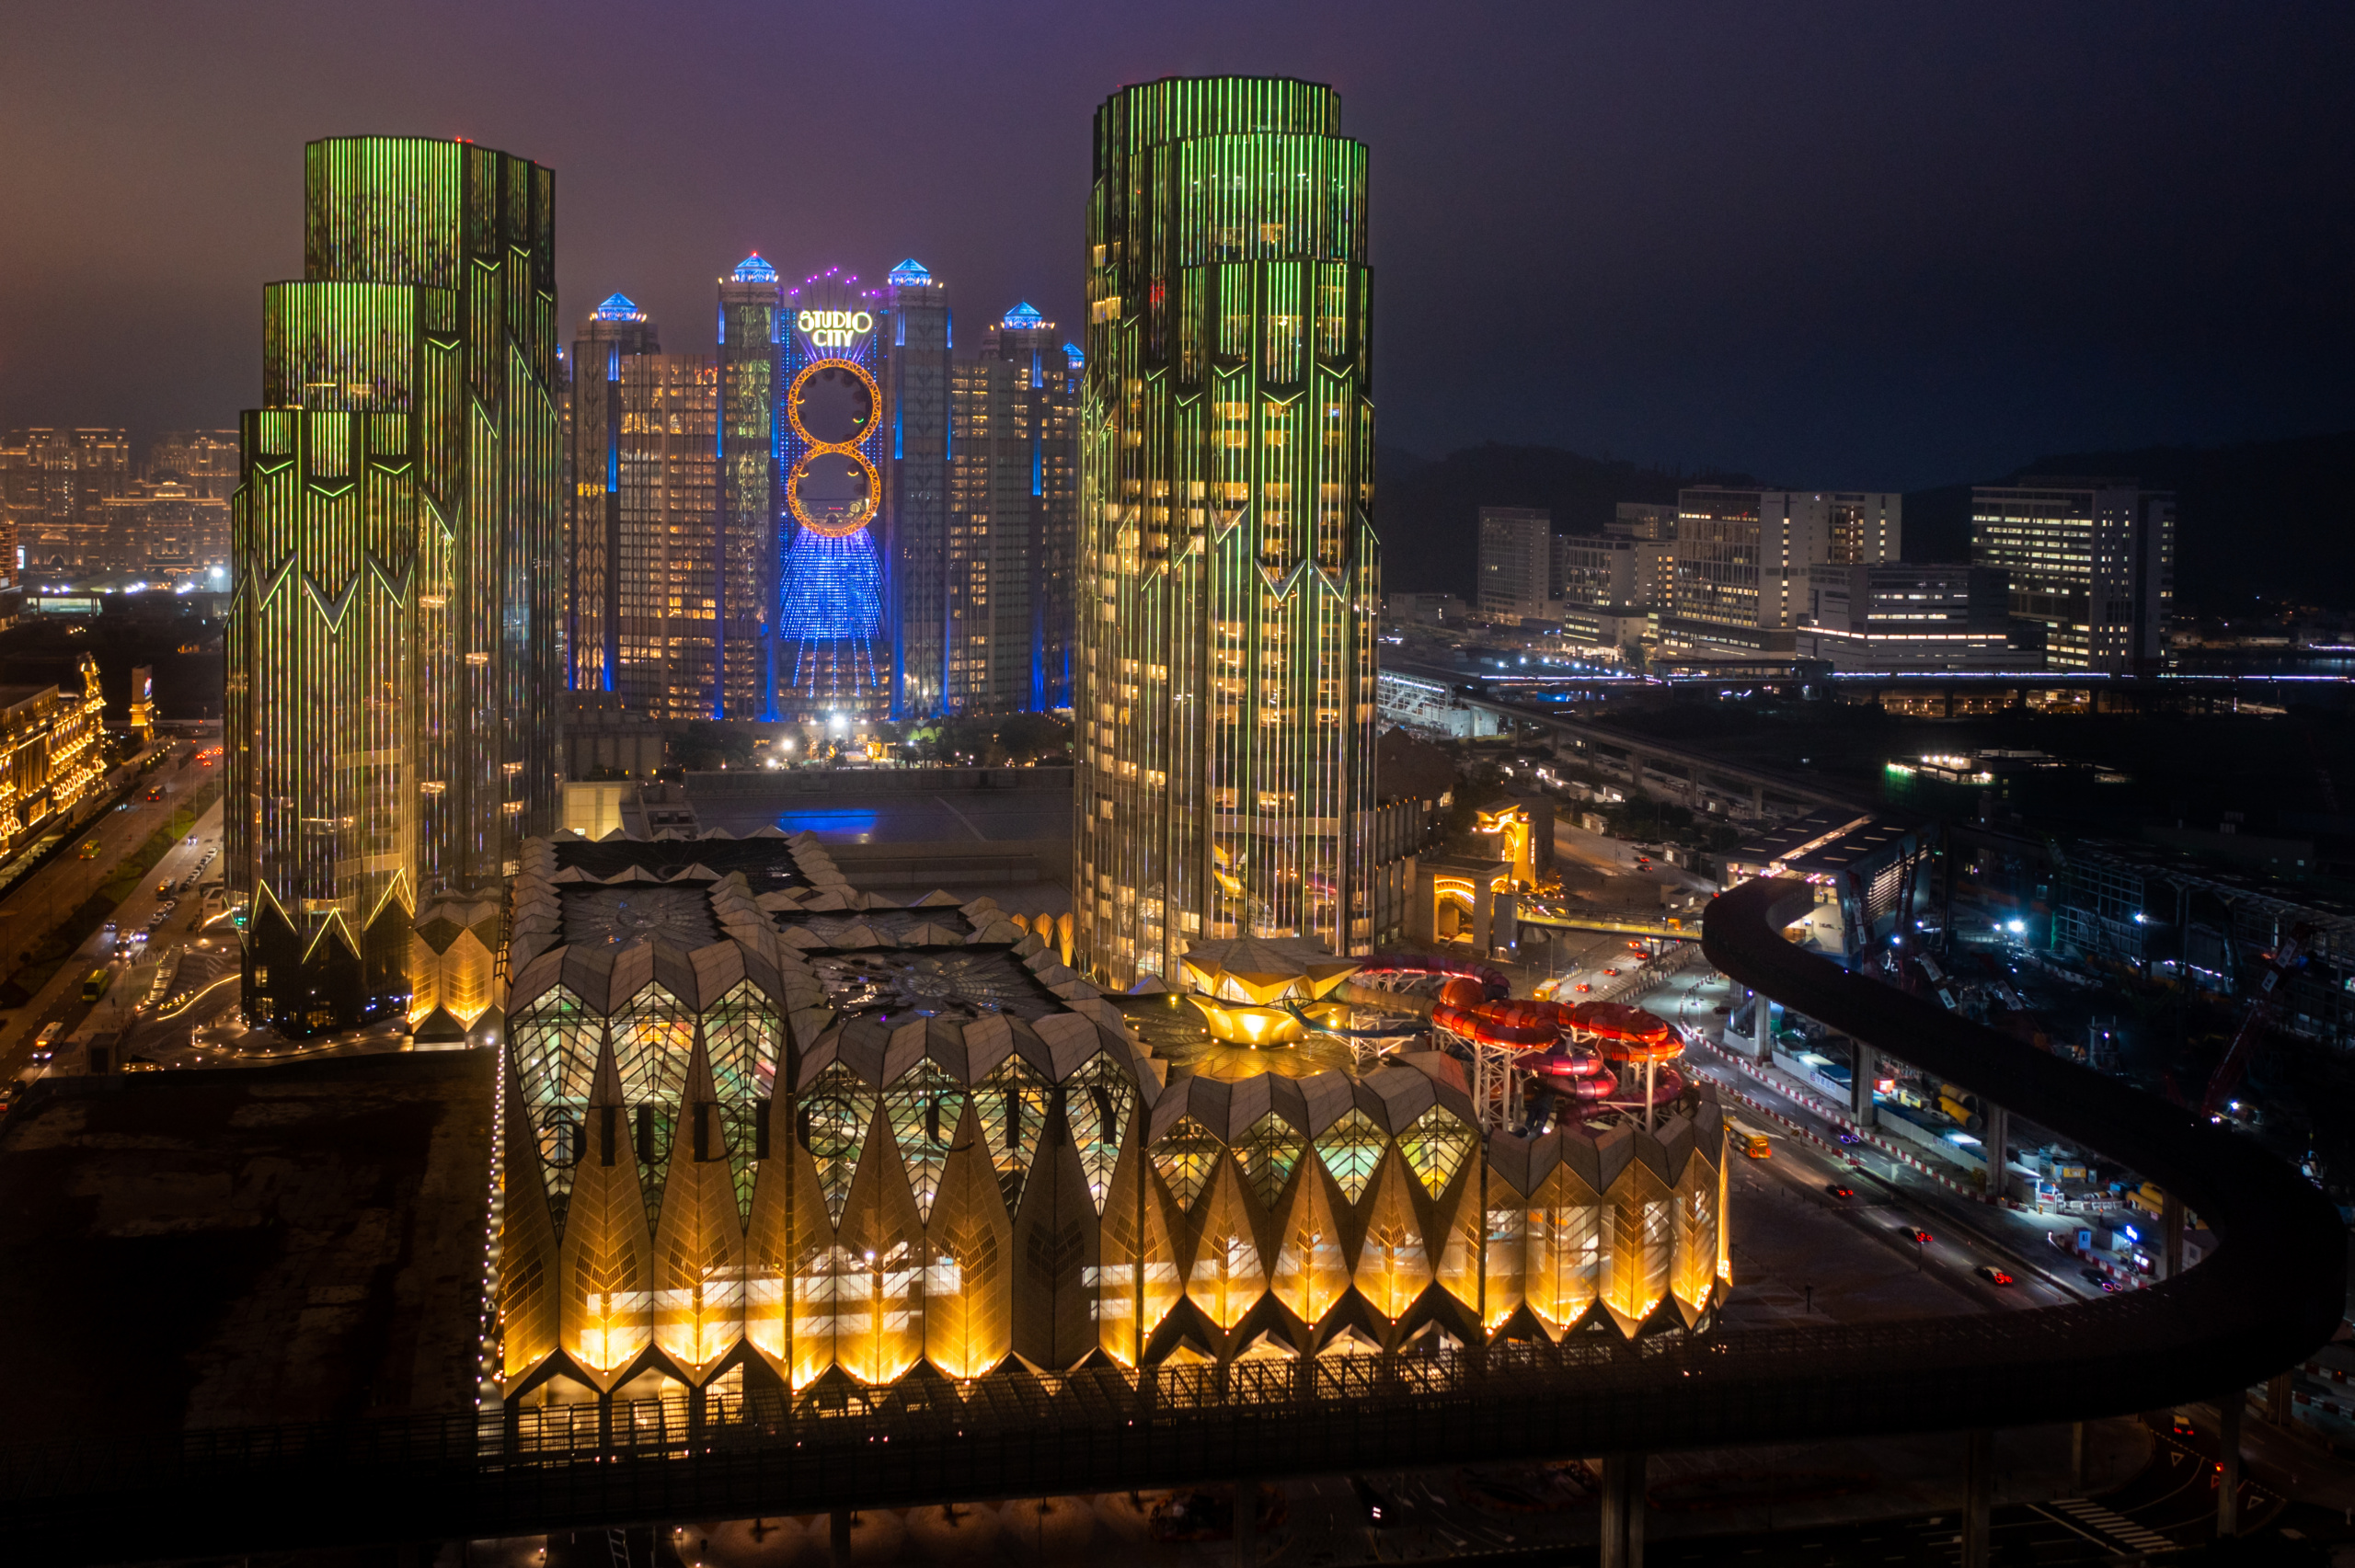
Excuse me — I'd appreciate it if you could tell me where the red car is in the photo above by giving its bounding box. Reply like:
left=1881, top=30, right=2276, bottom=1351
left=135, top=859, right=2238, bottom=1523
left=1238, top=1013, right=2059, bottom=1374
left=1825, top=1184, right=1855, bottom=1200
left=1904, top=1228, right=1933, bottom=1244
left=1974, top=1265, right=2014, bottom=1287
left=1602, top=967, right=1620, bottom=977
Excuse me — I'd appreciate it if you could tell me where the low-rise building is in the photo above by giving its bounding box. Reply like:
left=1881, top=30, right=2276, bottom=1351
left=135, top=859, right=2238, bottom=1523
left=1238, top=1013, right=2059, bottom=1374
left=1797, top=563, right=2033, bottom=670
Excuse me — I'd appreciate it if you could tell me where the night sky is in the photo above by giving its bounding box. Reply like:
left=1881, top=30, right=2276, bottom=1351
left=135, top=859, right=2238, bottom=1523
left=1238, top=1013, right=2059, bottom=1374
left=4, top=1, right=2349, bottom=489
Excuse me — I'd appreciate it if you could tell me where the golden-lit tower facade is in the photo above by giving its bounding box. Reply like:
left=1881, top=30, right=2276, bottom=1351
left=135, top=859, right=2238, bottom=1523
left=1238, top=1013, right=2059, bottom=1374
left=227, top=136, right=561, bottom=1036
left=1074, top=77, right=1380, bottom=990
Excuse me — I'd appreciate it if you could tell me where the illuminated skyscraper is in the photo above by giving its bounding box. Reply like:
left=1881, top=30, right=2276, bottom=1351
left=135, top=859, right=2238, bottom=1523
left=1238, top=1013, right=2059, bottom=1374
left=566, top=293, right=719, bottom=716
left=566, top=292, right=659, bottom=694
left=775, top=269, right=891, bottom=720
left=879, top=258, right=951, bottom=719
left=718, top=255, right=782, bottom=718
left=1075, top=77, right=1380, bottom=987
left=227, top=135, right=561, bottom=1036
left=944, top=304, right=1080, bottom=712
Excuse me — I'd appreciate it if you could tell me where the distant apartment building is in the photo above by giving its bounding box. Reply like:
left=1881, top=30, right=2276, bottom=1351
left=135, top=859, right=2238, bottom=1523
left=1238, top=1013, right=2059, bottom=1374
left=1798, top=563, right=2030, bottom=670
left=1607, top=501, right=1677, bottom=541
left=1557, top=536, right=1640, bottom=607
left=565, top=293, right=721, bottom=720
left=1660, top=486, right=1901, bottom=658
left=942, top=303, right=1080, bottom=713
left=98, top=480, right=231, bottom=578
left=0, top=428, right=132, bottom=580
left=145, top=429, right=240, bottom=499
left=1476, top=506, right=1553, bottom=623
left=1971, top=478, right=2175, bottom=673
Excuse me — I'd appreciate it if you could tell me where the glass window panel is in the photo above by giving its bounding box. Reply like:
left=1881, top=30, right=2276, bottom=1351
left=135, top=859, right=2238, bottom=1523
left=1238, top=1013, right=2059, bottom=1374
left=1313, top=1107, right=1384, bottom=1203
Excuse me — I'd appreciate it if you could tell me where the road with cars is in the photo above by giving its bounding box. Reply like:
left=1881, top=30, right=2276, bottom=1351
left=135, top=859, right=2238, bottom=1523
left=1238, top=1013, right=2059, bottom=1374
left=1, top=792, right=226, bottom=1089
left=1633, top=960, right=2109, bottom=1311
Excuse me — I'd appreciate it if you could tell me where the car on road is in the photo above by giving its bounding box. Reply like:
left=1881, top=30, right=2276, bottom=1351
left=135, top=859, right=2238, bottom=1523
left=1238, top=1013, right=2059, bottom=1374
left=2079, top=1267, right=2108, bottom=1286
left=1903, top=1227, right=1933, bottom=1244
left=76, top=839, right=100, bottom=859
left=81, top=968, right=112, bottom=1002
left=144, top=788, right=163, bottom=802
left=1825, top=1183, right=1854, bottom=1200
left=1572, top=982, right=1592, bottom=993
left=1602, top=967, right=1620, bottom=977
left=1974, top=1265, right=2015, bottom=1286
left=1836, top=1131, right=1861, bottom=1145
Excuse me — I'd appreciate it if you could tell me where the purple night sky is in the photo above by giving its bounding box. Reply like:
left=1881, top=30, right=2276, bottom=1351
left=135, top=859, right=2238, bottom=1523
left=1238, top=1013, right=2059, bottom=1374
left=2, top=0, right=2349, bottom=487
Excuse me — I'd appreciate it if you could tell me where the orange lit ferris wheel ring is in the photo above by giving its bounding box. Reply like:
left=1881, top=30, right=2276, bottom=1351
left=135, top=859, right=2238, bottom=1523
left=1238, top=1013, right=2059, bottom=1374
left=785, top=357, right=883, bottom=537
left=787, top=447, right=880, bottom=538
left=786, top=358, right=881, bottom=449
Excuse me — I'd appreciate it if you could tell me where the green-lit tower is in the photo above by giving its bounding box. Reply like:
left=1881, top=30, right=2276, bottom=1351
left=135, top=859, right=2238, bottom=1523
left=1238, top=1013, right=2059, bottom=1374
left=1074, top=78, right=1379, bottom=988
left=227, top=136, right=561, bottom=1036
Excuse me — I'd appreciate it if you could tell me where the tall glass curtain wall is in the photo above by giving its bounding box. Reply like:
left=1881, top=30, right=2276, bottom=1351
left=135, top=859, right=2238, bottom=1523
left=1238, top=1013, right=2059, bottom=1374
left=1074, top=78, right=1380, bottom=989
left=229, top=136, right=559, bottom=1035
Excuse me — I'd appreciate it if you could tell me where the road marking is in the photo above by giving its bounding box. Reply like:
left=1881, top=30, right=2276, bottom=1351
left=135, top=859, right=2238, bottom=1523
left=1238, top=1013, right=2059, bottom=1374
left=2045, top=1496, right=2176, bottom=1552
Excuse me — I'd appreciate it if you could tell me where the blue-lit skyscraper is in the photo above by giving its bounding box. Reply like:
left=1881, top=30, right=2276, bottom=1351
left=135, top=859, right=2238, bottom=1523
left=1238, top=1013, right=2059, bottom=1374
left=942, top=304, right=1080, bottom=714
left=717, top=254, right=781, bottom=717
left=566, top=292, right=658, bottom=694
left=775, top=269, right=891, bottom=719
left=881, top=258, right=951, bottom=719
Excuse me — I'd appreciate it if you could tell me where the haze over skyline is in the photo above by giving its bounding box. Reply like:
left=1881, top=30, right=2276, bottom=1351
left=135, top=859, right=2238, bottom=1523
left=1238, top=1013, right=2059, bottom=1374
left=4, top=0, right=2349, bottom=490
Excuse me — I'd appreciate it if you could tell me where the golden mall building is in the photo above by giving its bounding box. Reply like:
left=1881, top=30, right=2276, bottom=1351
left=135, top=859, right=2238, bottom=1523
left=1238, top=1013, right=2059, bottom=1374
left=0, top=654, right=105, bottom=853
left=494, top=830, right=1727, bottom=1416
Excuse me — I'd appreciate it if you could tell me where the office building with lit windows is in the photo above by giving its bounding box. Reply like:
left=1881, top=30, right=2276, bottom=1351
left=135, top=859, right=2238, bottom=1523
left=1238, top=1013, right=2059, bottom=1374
left=0, top=428, right=131, bottom=576
left=880, top=259, right=953, bottom=720
left=943, top=303, right=1081, bottom=713
left=1797, top=562, right=2030, bottom=670
left=1971, top=478, right=2176, bottom=673
left=565, top=294, right=718, bottom=718
left=1476, top=507, right=1553, bottom=624
left=566, top=293, right=660, bottom=695
left=718, top=255, right=783, bottom=718
left=227, top=135, right=561, bottom=1037
left=1074, top=76, right=1381, bottom=989
left=1659, top=487, right=1901, bottom=658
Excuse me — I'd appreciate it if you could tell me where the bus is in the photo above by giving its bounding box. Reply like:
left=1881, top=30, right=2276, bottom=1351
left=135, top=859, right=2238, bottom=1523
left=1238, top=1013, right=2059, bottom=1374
left=30, top=1023, right=62, bottom=1064
left=81, top=968, right=112, bottom=1003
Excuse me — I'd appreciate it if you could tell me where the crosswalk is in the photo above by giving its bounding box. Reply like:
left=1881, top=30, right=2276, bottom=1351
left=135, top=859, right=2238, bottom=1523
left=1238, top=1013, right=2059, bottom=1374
left=2038, top=1495, right=2179, bottom=1555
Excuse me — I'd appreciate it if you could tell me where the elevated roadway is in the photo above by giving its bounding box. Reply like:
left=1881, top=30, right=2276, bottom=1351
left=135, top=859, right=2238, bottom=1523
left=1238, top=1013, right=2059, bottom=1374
left=0, top=879, right=2340, bottom=1562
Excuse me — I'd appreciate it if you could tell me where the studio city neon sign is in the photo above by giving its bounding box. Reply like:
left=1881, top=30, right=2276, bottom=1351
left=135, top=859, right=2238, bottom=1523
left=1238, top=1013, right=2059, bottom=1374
left=798, top=309, right=873, bottom=349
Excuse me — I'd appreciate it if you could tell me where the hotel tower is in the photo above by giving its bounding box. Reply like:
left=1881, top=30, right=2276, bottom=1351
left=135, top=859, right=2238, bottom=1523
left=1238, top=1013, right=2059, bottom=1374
left=227, top=136, right=561, bottom=1036
left=1074, top=77, right=1380, bottom=988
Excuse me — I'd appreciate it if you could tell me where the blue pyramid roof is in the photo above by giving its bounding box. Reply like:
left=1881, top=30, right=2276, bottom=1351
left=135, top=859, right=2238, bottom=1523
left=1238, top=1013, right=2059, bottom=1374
left=1001, top=301, right=1047, bottom=330
left=730, top=253, right=778, bottom=283
left=591, top=292, right=643, bottom=322
left=888, top=258, right=933, bottom=286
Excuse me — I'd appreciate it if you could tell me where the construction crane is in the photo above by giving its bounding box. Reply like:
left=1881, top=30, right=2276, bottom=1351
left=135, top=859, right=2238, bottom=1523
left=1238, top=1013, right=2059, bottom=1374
left=2200, top=922, right=2310, bottom=1120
